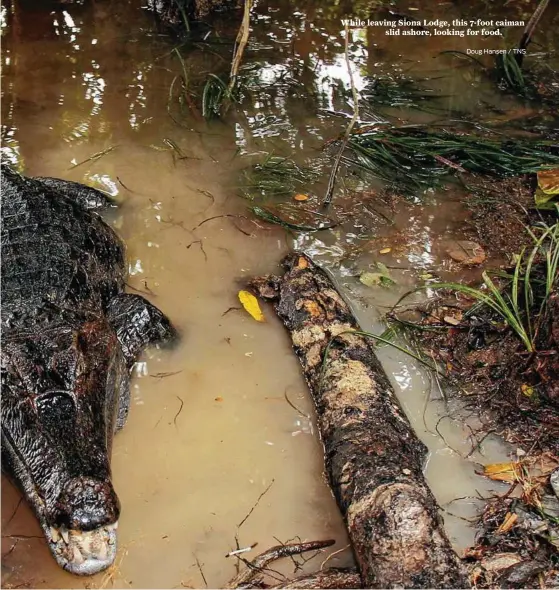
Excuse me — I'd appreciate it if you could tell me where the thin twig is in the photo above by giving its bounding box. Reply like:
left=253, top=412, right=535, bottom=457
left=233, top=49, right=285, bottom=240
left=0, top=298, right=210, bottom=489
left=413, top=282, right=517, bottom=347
left=237, top=479, right=275, bottom=529
left=125, top=282, right=155, bottom=297
left=186, top=239, right=208, bottom=261
left=69, top=146, right=117, bottom=170
left=320, top=544, right=351, bottom=571
left=284, top=390, right=310, bottom=420
left=150, top=371, right=183, bottom=380
left=226, top=540, right=335, bottom=588
left=194, top=555, right=208, bottom=588
left=517, top=0, right=550, bottom=62
left=3, top=497, right=23, bottom=529
left=174, top=396, right=184, bottom=428
left=117, top=176, right=134, bottom=192
left=322, top=23, right=360, bottom=209
left=228, top=0, right=252, bottom=95
left=226, top=543, right=258, bottom=558
left=192, top=214, right=249, bottom=231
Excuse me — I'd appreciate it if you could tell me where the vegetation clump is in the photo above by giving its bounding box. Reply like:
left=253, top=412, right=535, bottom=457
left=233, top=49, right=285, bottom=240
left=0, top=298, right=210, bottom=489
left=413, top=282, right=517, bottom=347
left=345, top=126, right=559, bottom=197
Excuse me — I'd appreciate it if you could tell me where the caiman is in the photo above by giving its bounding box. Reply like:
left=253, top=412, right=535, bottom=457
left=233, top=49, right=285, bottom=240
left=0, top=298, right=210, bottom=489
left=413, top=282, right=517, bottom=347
left=1, top=164, right=176, bottom=575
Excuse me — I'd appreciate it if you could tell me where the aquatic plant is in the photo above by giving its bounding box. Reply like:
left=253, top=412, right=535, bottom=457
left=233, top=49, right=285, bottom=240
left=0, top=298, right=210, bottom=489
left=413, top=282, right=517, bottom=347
left=201, top=74, right=230, bottom=119
left=240, top=155, right=321, bottom=200
left=345, top=125, right=559, bottom=197
left=360, top=74, right=445, bottom=113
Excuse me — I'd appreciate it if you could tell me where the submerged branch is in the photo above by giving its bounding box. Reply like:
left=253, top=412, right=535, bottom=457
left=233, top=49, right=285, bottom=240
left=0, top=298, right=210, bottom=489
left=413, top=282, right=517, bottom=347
left=226, top=540, right=335, bottom=588
left=322, top=22, right=360, bottom=209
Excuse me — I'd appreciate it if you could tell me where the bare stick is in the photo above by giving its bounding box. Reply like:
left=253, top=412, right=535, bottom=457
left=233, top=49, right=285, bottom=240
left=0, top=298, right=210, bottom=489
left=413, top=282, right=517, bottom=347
left=68, top=146, right=117, bottom=170
left=517, top=0, right=550, bottom=64
left=173, top=395, right=184, bottom=427
left=226, top=540, right=335, bottom=588
left=3, top=497, right=23, bottom=529
left=237, top=480, right=275, bottom=529
left=192, top=214, right=249, bottom=231
left=228, top=0, right=252, bottom=95
left=322, top=23, right=360, bottom=209
left=319, top=544, right=351, bottom=571
left=194, top=554, right=208, bottom=588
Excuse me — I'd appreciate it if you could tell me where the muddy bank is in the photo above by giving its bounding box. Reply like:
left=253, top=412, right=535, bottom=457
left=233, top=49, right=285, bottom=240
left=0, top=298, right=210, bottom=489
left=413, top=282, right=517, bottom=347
left=387, top=191, right=559, bottom=587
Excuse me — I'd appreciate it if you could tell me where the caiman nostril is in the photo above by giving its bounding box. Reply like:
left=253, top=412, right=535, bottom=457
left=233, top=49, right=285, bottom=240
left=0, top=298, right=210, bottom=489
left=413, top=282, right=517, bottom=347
left=55, top=476, right=120, bottom=531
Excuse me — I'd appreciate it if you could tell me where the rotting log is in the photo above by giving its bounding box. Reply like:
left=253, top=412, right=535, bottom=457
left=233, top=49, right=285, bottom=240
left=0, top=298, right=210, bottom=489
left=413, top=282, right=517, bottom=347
left=249, top=253, right=468, bottom=589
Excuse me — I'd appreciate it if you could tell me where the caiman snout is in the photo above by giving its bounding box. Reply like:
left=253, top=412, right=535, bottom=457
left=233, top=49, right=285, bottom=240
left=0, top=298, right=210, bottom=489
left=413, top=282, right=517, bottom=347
left=56, top=476, right=120, bottom=530
left=45, top=477, right=121, bottom=575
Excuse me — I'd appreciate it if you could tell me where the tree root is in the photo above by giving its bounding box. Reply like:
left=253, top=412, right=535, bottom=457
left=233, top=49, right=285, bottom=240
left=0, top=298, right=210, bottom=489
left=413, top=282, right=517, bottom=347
left=226, top=540, right=360, bottom=589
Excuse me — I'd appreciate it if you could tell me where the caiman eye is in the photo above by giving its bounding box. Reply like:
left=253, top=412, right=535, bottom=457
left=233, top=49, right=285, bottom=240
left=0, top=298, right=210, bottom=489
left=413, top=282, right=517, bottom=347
left=36, top=392, right=76, bottom=434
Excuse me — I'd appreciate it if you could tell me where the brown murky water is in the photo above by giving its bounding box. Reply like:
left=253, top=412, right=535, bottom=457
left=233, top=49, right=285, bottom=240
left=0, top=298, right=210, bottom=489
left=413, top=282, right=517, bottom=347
left=3, top=0, right=553, bottom=587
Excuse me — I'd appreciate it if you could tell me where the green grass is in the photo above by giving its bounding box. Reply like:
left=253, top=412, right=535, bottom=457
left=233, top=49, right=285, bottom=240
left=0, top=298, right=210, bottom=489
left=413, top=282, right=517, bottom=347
left=345, top=125, right=559, bottom=197
left=395, top=220, right=559, bottom=352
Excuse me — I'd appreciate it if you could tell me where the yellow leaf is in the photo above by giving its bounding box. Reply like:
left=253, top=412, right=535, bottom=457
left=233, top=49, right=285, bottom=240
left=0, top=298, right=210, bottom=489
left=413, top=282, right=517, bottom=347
left=215, top=396, right=223, bottom=402
left=497, top=512, right=518, bottom=534
left=296, top=256, right=308, bottom=269
left=379, top=247, right=391, bottom=254
left=238, top=290, right=265, bottom=322
left=294, top=193, right=309, bottom=201
left=521, top=383, right=534, bottom=397
left=483, top=462, right=523, bottom=483
left=537, top=169, right=559, bottom=195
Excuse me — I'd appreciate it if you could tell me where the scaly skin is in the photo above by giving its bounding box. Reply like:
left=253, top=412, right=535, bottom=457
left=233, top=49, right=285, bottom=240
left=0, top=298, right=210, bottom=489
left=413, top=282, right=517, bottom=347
left=1, top=165, right=176, bottom=575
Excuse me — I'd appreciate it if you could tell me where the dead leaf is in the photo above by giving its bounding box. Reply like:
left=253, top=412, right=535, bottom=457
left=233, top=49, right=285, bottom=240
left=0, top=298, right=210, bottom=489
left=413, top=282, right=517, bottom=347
left=238, top=290, right=265, bottom=322
left=496, top=512, right=518, bottom=534
left=215, top=396, right=223, bottom=402
left=483, top=461, right=523, bottom=483
left=534, top=169, right=559, bottom=209
left=481, top=553, right=522, bottom=572
left=443, top=315, right=461, bottom=326
left=293, top=193, right=309, bottom=201
left=379, top=247, right=391, bottom=254
left=446, top=240, right=486, bottom=266
left=537, top=169, right=559, bottom=195
left=296, top=256, right=308, bottom=269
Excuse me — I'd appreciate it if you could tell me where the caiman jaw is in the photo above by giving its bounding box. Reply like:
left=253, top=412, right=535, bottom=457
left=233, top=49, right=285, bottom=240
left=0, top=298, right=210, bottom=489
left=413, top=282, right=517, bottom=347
left=44, top=521, right=118, bottom=575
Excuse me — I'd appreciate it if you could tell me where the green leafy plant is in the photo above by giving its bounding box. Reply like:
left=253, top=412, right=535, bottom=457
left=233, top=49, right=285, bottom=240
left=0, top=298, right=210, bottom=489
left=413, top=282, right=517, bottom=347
left=395, top=221, right=559, bottom=353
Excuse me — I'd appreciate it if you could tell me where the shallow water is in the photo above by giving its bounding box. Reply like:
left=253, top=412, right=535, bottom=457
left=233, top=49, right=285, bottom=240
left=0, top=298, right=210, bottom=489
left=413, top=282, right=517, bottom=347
left=2, top=0, right=554, bottom=587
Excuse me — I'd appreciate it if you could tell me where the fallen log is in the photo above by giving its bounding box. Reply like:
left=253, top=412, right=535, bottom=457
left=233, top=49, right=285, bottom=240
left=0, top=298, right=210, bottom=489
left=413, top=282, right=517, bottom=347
left=249, top=253, right=468, bottom=589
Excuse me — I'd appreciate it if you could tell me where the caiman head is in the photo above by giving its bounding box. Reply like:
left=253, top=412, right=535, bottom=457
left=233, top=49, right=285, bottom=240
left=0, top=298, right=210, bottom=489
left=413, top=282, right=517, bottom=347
left=1, top=318, right=126, bottom=575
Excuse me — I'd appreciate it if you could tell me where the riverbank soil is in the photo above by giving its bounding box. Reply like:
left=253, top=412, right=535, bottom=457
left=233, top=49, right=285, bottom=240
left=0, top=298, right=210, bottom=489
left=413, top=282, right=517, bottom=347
left=389, top=181, right=559, bottom=587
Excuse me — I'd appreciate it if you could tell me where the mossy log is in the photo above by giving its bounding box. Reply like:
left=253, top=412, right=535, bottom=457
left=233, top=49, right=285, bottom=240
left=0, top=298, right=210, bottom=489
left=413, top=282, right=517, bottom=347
left=249, top=253, right=468, bottom=589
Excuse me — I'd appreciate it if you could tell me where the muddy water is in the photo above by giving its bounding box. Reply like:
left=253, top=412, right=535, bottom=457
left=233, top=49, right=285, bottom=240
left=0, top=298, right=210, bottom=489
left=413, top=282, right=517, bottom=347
left=1, top=0, right=545, bottom=587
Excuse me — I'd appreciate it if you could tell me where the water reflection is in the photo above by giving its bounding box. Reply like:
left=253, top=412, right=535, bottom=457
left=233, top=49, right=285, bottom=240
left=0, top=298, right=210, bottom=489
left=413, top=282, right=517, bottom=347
left=2, top=0, right=556, bottom=586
